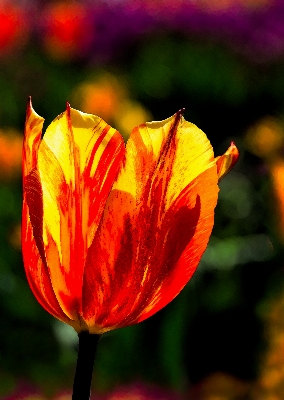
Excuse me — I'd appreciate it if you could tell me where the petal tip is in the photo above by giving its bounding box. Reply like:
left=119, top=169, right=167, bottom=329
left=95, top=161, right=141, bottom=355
left=175, top=108, right=185, bottom=121
left=172, top=108, right=185, bottom=131
left=26, top=96, right=33, bottom=117
left=216, top=142, right=239, bottom=181
left=66, top=102, right=71, bottom=116
left=25, top=97, right=44, bottom=127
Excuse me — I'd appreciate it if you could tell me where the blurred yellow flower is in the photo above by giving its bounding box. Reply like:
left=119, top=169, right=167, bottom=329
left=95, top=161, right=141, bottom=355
left=113, top=99, right=152, bottom=139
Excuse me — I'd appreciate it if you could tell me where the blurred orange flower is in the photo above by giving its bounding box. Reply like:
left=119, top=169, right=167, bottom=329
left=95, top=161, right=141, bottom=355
left=245, top=117, right=284, bottom=160
left=189, top=372, right=250, bottom=399
left=269, top=160, right=284, bottom=243
left=0, top=128, right=22, bottom=179
left=22, top=100, right=238, bottom=334
left=72, top=74, right=127, bottom=122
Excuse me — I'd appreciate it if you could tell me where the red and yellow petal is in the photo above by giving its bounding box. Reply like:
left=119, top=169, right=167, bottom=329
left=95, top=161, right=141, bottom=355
left=23, top=212, right=75, bottom=327
left=82, top=112, right=219, bottom=333
left=36, top=106, right=125, bottom=318
left=215, top=142, right=239, bottom=181
left=137, top=166, right=218, bottom=323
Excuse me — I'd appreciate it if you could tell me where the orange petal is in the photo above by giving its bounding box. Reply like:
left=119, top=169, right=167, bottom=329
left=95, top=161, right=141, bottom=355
left=137, top=167, right=217, bottom=323
left=23, top=104, right=125, bottom=323
left=82, top=111, right=219, bottom=333
left=22, top=209, right=77, bottom=328
left=215, top=142, right=239, bottom=181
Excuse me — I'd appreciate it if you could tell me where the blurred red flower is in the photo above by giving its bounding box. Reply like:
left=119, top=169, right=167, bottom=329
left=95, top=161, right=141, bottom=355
left=0, top=2, right=28, bottom=55
left=41, top=1, right=93, bottom=60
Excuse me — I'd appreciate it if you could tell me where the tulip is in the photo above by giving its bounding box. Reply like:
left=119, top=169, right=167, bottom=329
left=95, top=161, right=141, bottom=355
left=22, top=98, right=238, bottom=399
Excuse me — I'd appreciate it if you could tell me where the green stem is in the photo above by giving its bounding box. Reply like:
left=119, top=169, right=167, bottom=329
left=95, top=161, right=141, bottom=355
left=72, top=331, right=101, bottom=400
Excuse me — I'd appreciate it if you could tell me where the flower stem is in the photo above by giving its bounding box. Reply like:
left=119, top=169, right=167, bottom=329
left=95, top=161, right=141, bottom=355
left=72, top=331, right=101, bottom=400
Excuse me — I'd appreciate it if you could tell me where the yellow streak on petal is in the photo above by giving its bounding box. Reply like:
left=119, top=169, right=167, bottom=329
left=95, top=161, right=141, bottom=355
left=143, top=116, right=173, bottom=158
left=141, top=265, right=149, bottom=286
left=113, top=114, right=216, bottom=213
left=165, top=118, right=215, bottom=208
left=138, top=286, right=162, bottom=317
left=68, top=108, right=119, bottom=176
left=42, top=111, right=73, bottom=185
left=38, top=107, right=122, bottom=261
left=111, top=147, right=137, bottom=202
left=38, top=141, right=63, bottom=264
left=69, top=108, right=124, bottom=251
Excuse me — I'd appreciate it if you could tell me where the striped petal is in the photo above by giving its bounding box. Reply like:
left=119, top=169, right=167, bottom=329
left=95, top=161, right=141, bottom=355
left=22, top=100, right=70, bottom=325
left=23, top=103, right=125, bottom=323
left=23, top=206, right=79, bottom=329
left=215, top=142, right=239, bottom=181
left=82, top=111, right=219, bottom=333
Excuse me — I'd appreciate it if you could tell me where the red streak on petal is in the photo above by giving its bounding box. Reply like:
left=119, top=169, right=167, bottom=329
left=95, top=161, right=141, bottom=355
left=23, top=203, right=68, bottom=323
left=25, top=169, right=46, bottom=262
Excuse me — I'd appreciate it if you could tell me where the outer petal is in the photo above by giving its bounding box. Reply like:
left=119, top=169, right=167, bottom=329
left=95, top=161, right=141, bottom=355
left=23, top=97, right=44, bottom=178
left=23, top=204, right=79, bottom=330
left=82, top=111, right=219, bottom=333
left=23, top=104, right=125, bottom=325
left=23, top=99, right=70, bottom=325
left=215, top=142, right=239, bottom=181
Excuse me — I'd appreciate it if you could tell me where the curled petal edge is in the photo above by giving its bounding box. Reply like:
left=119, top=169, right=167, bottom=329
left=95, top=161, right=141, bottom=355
left=215, top=142, right=239, bottom=181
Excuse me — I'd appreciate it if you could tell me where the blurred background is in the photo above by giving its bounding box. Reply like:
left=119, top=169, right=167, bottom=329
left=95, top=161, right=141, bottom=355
left=1, top=0, right=284, bottom=399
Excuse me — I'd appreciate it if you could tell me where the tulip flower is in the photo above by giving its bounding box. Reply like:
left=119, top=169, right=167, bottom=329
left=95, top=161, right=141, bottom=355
left=22, top=98, right=238, bottom=399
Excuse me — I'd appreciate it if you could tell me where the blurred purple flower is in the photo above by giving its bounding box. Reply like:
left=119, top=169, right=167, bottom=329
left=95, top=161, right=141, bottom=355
left=5, top=0, right=283, bottom=63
